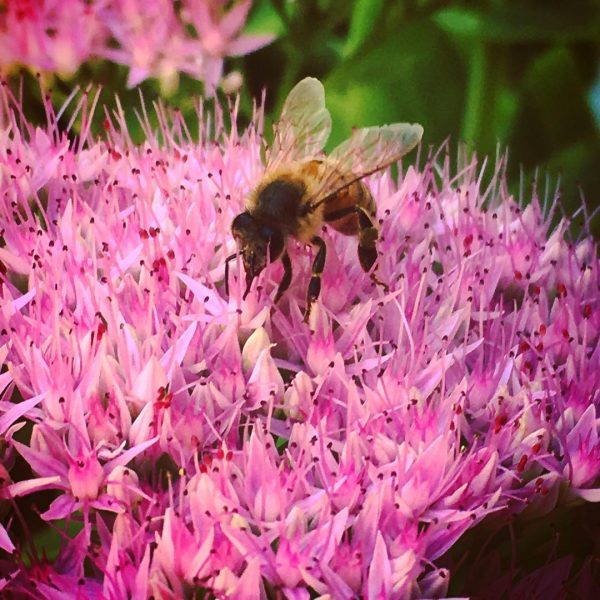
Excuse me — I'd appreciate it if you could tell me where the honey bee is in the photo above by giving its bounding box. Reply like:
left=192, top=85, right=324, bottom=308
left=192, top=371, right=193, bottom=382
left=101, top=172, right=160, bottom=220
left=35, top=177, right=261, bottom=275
left=225, top=77, right=423, bottom=321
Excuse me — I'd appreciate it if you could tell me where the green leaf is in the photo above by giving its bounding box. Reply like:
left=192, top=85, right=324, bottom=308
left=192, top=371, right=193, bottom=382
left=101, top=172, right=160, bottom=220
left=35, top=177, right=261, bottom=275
left=27, top=520, right=84, bottom=564
left=461, top=41, right=487, bottom=145
left=342, top=0, right=386, bottom=59
left=434, top=5, right=600, bottom=42
left=523, top=47, right=594, bottom=148
left=434, top=7, right=481, bottom=38
left=460, top=44, right=520, bottom=151
left=494, top=86, right=519, bottom=144
left=246, top=0, right=287, bottom=37
left=325, top=19, right=465, bottom=149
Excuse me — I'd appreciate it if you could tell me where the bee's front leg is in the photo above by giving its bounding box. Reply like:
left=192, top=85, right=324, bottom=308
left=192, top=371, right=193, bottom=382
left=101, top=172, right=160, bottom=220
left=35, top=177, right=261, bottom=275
left=224, top=252, right=238, bottom=298
left=304, top=236, right=326, bottom=323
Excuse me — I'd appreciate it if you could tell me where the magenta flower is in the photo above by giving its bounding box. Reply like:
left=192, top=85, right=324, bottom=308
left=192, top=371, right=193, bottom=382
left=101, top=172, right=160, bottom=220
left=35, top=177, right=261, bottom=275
left=9, top=418, right=157, bottom=528
left=0, top=82, right=598, bottom=598
left=0, top=393, right=44, bottom=554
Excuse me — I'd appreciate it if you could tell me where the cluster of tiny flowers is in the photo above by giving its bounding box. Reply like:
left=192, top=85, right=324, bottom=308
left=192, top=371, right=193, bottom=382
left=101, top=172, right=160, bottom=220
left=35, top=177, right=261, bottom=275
left=0, top=0, right=273, bottom=92
left=0, top=83, right=598, bottom=599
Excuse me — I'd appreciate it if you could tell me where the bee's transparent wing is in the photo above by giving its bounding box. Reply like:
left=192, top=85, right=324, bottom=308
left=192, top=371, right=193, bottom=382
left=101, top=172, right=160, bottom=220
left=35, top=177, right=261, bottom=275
left=309, top=122, right=424, bottom=209
left=329, top=123, right=423, bottom=170
left=267, top=77, right=332, bottom=170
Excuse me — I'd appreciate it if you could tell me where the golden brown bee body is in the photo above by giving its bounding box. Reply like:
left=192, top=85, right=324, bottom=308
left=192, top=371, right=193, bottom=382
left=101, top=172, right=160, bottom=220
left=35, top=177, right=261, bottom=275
left=226, top=77, right=423, bottom=321
left=247, top=159, right=376, bottom=242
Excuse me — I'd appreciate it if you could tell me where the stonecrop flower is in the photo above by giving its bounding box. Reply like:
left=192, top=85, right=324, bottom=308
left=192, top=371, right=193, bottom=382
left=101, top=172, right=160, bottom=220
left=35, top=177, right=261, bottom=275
left=0, top=0, right=274, bottom=93
left=0, top=83, right=598, bottom=598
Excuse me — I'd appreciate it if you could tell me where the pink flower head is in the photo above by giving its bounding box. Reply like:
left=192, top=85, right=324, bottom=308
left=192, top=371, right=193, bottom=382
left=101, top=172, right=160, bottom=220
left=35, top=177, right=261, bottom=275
left=0, top=83, right=598, bottom=597
left=9, top=420, right=157, bottom=525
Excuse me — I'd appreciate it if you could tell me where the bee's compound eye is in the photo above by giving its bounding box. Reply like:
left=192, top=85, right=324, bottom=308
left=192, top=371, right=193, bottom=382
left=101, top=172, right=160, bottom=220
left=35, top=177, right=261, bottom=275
left=232, top=211, right=255, bottom=233
left=259, top=225, right=275, bottom=240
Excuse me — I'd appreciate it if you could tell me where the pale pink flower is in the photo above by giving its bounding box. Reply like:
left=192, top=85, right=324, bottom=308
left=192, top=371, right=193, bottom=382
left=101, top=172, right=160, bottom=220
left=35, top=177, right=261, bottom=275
left=181, top=0, right=275, bottom=92
left=0, top=393, right=44, bottom=554
left=0, top=0, right=275, bottom=92
left=98, top=0, right=202, bottom=89
left=0, top=0, right=105, bottom=75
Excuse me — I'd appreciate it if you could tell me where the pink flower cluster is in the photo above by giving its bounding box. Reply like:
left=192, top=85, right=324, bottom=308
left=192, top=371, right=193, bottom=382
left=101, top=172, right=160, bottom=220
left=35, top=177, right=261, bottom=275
left=0, top=0, right=273, bottom=92
left=0, top=84, right=598, bottom=598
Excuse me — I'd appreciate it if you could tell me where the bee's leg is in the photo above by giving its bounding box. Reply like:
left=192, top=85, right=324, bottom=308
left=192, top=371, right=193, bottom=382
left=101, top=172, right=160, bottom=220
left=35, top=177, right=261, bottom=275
left=224, top=252, right=238, bottom=297
left=355, top=207, right=379, bottom=273
left=305, top=236, right=326, bottom=322
left=357, top=207, right=389, bottom=292
left=324, top=206, right=388, bottom=292
left=274, top=252, right=292, bottom=303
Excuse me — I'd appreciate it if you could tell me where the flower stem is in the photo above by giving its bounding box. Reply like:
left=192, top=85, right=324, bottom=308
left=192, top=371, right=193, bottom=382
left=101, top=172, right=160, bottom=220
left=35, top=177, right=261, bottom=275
left=462, top=40, right=490, bottom=148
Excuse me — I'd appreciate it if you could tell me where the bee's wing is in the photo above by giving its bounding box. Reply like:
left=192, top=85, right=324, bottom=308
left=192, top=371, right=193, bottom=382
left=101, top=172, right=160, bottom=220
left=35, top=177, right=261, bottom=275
left=267, top=77, right=332, bottom=170
left=329, top=123, right=423, bottom=169
left=309, top=122, right=424, bottom=210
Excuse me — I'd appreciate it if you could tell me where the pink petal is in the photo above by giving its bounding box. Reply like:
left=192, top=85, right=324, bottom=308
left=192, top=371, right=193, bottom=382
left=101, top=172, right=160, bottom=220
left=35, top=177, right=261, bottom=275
left=104, top=435, right=159, bottom=472
left=92, top=494, right=126, bottom=514
left=133, top=546, right=152, bottom=600
left=41, top=494, right=80, bottom=521
left=567, top=404, right=598, bottom=452
left=7, top=475, right=62, bottom=498
left=0, top=523, right=15, bottom=553
left=571, top=487, right=600, bottom=502
left=0, top=392, right=44, bottom=434
left=218, top=0, right=252, bottom=39
left=160, top=321, right=197, bottom=375
left=12, top=439, right=68, bottom=479
left=367, top=531, right=391, bottom=600
left=226, top=34, right=275, bottom=57
left=230, top=557, right=262, bottom=600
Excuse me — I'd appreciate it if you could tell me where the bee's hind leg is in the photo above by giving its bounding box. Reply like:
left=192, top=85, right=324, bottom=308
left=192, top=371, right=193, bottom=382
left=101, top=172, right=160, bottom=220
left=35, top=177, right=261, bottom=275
left=354, top=208, right=389, bottom=293
left=274, top=252, right=292, bottom=303
left=324, top=205, right=389, bottom=293
left=355, top=207, right=378, bottom=270
left=304, top=236, right=326, bottom=323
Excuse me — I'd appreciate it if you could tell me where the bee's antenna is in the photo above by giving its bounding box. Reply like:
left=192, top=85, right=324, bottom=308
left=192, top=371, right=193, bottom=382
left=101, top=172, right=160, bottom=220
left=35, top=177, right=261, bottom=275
left=224, top=252, right=238, bottom=297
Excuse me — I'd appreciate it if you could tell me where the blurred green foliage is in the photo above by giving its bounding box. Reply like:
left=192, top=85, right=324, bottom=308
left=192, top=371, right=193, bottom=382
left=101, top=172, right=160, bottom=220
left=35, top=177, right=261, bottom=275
left=13, top=0, right=600, bottom=235
left=242, top=0, right=600, bottom=235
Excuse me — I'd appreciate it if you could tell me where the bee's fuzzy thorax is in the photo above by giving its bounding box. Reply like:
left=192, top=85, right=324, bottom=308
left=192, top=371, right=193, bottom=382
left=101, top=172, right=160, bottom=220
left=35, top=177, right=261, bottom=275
left=246, top=161, right=326, bottom=242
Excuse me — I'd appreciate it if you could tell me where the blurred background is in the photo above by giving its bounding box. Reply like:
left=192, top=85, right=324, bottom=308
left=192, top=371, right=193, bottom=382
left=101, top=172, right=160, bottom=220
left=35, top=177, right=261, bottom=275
left=2, top=0, right=600, bottom=230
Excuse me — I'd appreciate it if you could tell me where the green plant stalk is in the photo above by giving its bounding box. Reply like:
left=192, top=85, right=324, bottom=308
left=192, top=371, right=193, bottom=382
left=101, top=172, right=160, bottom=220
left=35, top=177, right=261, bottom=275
left=461, top=40, right=489, bottom=148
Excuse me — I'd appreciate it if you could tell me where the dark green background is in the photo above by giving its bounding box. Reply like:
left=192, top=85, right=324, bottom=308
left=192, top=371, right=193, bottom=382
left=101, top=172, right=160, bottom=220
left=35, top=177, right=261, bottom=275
left=244, top=0, right=600, bottom=237
left=16, top=0, right=600, bottom=235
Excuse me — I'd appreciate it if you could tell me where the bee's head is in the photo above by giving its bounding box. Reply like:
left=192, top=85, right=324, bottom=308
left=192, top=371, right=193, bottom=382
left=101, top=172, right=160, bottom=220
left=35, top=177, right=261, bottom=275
left=231, top=211, right=284, bottom=298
